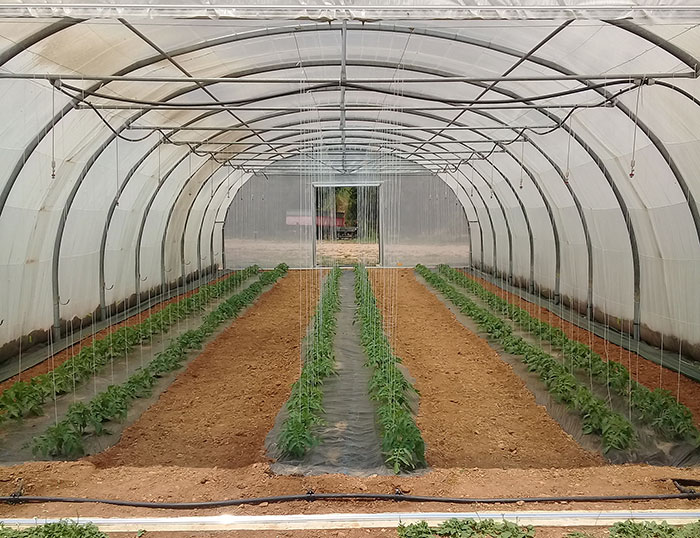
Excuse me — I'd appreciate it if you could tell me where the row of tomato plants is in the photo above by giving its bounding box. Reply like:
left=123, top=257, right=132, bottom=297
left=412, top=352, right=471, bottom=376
left=278, top=267, right=342, bottom=459
left=438, top=265, right=699, bottom=444
left=31, top=263, right=289, bottom=458
left=0, top=265, right=260, bottom=426
left=355, top=265, right=426, bottom=473
left=416, top=265, right=635, bottom=453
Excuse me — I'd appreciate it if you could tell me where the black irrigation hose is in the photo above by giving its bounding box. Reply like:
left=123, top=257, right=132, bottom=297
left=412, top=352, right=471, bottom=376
left=2, top=491, right=699, bottom=509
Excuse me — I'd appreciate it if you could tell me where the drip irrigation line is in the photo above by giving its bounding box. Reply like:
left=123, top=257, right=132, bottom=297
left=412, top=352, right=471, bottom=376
left=2, top=490, right=699, bottom=509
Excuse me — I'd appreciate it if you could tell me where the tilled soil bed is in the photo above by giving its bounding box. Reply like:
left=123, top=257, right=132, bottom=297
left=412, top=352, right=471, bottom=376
left=89, top=270, right=322, bottom=469
left=465, top=271, right=700, bottom=427
left=2, top=270, right=700, bottom=522
left=368, top=269, right=602, bottom=469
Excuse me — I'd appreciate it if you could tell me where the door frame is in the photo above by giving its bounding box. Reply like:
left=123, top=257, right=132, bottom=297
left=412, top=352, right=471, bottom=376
left=311, top=182, right=383, bottom=267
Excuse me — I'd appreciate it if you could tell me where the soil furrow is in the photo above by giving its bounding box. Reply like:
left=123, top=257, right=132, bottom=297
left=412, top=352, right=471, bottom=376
left=466, top=271, right=700, bottom=427
left=90, top=271, right=322, bottom=469
left=368, top=268, right=602, bottom=469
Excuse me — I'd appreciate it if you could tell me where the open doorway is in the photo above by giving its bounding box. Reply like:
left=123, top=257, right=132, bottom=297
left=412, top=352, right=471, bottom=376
left=314, top=184, right=380, bottom=266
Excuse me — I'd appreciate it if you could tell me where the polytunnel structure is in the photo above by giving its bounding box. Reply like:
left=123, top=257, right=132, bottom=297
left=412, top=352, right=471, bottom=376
left=1, top=3, right=700, bottom=534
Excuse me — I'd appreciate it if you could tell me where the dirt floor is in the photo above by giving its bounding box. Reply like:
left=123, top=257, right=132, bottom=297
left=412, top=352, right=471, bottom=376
left=465, top=271, right=700, bottom=428
left=1, top=269, right=700, bottom=524
left=0, top=273, right=232, bottom=395
left=1, top=461, right=700, bottom=518
left=317, top=240, right=380, bottom=266
left=368, top=269, right=602, bottom=469
left=87, top=270, right=322, bottom=469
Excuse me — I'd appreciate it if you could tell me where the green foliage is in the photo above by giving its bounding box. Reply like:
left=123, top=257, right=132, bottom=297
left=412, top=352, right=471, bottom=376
left=397, top=518, right=535, bottom=538
left=0, top=521, right=106, bottom=538
left=416, top=265, right=636, bottom=453
left=610, top=520, right=700, bottom=537
left=436, top=264, right=699, bottom=445
left=355, top=265, right=426, bottom=473
left=31, top=264, right=289, bottom=458
left=0, top=265, right=261, bottom=425
left=278, top=267, right=342, bottom=458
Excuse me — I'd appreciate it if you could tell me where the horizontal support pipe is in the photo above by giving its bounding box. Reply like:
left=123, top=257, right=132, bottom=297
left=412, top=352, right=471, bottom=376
left=76, top=103, right=615, bottom=111
left=132, top=123, right=555, bottom=130
left=168, top=140, right=509, bottom=146
left=199, top=149, right=492, bottom=155
left=3, top=3, right=700, bottom=15
left=1, top=72, right=694, bottom=84
left=132, top=125, right=542, bottom=133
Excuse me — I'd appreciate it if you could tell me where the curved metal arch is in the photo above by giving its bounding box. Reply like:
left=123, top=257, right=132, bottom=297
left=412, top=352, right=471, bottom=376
left=159, top=94, right=560, bottom=296
left=438, top=171, right=481, bottom=269
left=17, top=24, right=668, bottom=336
left=177, top=159, right=221, bottom=284
left=95, top=69, right=597, bottom=334
left=134, top=152, right=199, bottom=301
left=359, top=23, right=700, bottom=248
left=458, top=164, right=513, bottom=281
left=3, top=20, right=689, bottom=345
left=196, top=167, right=242, bottom=277
left=447, top=169, right=496, bottom=272
left=468, top=158, right=535, bottom=287
left=114, top=52, right=629, bottom=315
left=163, top=100, right=560, bottom=298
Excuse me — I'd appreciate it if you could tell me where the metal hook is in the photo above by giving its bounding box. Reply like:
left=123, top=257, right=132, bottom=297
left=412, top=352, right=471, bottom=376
left=59, top=297, right=71, bottom=306
left=140, top=275, right=148, bottom=282
left=105, top=283, right=115, bottom=291
left=185, top=260, right=192, bottom=266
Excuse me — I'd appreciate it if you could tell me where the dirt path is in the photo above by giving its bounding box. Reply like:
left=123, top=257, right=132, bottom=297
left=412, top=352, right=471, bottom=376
left=466, top=271, right=700, bottom=427
left=1, top=460, right=700, bottom=519
left=368, top=269, right=602, bottom=469
left=89, top=270, right=322, bottom=469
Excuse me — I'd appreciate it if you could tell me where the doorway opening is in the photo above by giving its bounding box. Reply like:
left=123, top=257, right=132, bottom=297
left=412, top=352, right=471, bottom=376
left=314, top=184, right=380, bottom=266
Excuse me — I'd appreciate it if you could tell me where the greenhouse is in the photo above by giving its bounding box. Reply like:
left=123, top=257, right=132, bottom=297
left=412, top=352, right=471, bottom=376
left=0, top=2, right=700, bottom=536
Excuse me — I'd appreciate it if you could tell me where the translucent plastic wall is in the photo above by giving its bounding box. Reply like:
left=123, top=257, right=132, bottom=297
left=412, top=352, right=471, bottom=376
left=0, top=10, right=699, bottom=364
left=223, top=171, right=469, bottom=268
left=224, top=173, right=313, bottom=268
left=382, top=174, right=470, bottom=267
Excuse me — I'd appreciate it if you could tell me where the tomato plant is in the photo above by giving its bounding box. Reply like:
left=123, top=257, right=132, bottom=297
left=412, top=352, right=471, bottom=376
left=278, top=267, right=341, bottom=459
left=417, top=265, right=636, bottom=453
left=355, top=265, right=426, bottom=473
left=0, top=265, right=262, bottom=425
left=30, top=264, right=288, bottom=458
left=436, top=264, right=699, bottom=445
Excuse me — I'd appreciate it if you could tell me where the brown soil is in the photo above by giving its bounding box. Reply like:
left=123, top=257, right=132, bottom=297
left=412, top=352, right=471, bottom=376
left=1, top=269, right=699, bottom=523
left=464, top=272, right=700, bottom=427
left=1, top=461, right=699, bottom=518
left=0, top=275, right=233, bottom=396
left=367, top=269, right=602, bottom=469
left=88, top=270, right=322, bottom=469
